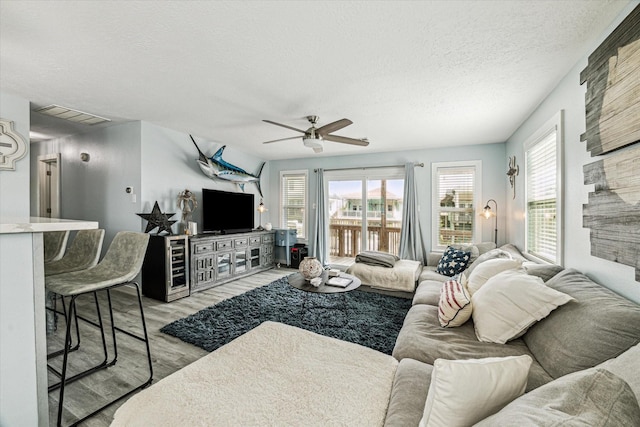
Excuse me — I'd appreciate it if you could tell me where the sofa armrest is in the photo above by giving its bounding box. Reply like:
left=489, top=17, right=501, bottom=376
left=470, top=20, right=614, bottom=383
left=426, top=252, right=442, bottom=266
left=384, top=358, right=433, bottom=427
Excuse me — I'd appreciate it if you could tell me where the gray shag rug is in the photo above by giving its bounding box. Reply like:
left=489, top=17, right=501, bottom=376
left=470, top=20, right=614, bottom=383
left=160, top=276, right=412, bottom=355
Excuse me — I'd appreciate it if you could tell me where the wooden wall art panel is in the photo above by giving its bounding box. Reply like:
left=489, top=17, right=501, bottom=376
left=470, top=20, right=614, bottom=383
left=583, top=145, right=640, bottom=281
left=581, top=5, right=640, bottom=282
left=580, top=5, right=639, bottom=156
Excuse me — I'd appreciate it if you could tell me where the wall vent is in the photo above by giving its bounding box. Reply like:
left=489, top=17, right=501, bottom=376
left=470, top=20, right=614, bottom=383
left=34, top=105, right=111, bottom=125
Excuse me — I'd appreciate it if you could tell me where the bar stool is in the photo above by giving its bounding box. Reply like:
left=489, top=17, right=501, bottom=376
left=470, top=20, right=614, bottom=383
left=45, top=231, right=153, bottom=426
left=44, top=230, right=70, bottom=263
left=45, top=229, right=105, bottom=357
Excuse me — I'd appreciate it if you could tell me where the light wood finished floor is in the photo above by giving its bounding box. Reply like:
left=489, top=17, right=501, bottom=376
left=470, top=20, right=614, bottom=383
left=47, top=267, right=296, bottom=426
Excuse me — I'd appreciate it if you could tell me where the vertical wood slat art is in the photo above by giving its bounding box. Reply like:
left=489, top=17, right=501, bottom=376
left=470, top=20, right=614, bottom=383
left=583, top=145, right=640, bottom=281
left=581, top=5, right=640, bottom=282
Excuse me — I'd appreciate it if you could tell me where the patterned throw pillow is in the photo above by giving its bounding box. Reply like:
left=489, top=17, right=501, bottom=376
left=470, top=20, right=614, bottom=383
left=438, top=279, right=472, bottom=327
left=436, top=246, right=472, bottom=276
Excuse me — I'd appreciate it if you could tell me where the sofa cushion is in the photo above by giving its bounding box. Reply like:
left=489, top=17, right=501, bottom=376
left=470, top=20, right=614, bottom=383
left=438, top=279, right=472, bottom=327
left=413, top=280, right=442, bottom=306
left=419, top=266, right=452, bottom=283
left=420, top=355, right=531, bottom=427
left=471, top=270, right=574, bottom=344
left=475, top=368, right=640, bottom=427
left=599, top=343, right=640, bottom=401
left=522, top=262, right=564, bottom=282
left=466, top=258, right=524, bottom=295
left=498, top=243, right=528, bottom=261
left=392, top=304, right=553, bottom=391
left=436, top=246, right=472, bottom=276
left=523, top=268, right=640, bottom=379
left=385, top=358, right=433, bottom=427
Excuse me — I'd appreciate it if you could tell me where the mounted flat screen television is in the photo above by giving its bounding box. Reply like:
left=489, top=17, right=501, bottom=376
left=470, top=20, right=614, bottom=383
left=202, top=188, right=254, bottom=234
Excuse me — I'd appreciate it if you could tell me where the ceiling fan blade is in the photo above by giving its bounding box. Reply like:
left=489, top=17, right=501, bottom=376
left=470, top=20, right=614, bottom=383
left=262, top=120, right=306, bottom=134
left=316, top=118, right=353, bottom=136
left=312, top=146, right=323, bottom=154
left=262, top=136, right=301, bottom=144
left=323, top=134, right=369, bottom=146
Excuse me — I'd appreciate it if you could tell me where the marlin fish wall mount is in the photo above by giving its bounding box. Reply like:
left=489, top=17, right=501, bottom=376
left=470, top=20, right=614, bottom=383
left=190, top=135, right=264, bottom=197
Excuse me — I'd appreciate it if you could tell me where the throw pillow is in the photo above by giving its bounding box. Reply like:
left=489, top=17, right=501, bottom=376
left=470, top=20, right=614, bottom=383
left=438, top=280, right=472, bottom=327
left=419, top=355, right=532, bottom=427
left=466, top=258, right=523, bottom=295
left=436, top=246, right=471, bottom=277
left=449, top=244, right=480, bottom=263
left=471, top=269, right=574, bottom=344
left=460, top=248, right=512, bottom=285
left=475, top=368, right=640, bottom=427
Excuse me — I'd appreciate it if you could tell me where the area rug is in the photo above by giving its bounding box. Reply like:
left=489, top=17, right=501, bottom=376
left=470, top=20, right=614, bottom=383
left=160, top=276, right=412, bottom=355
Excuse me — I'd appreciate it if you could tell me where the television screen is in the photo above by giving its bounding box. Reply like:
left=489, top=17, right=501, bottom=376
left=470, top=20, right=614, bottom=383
left=202, top=189, right=255, bottom=234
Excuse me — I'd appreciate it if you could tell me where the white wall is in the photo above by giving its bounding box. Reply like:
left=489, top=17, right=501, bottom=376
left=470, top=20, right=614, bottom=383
left=140, top=122, right=270, bottom=234
left=268, top=142, right=506, bottom=255
left=31, top=122, right=143, bottom=250
left=505, top=2, right=639, bottom=303
left=0, top=91, right=44, bottom=426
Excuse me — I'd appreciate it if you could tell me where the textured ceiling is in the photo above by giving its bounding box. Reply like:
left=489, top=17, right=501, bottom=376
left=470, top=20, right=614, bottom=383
left=0, top=0, right=631, bottom=160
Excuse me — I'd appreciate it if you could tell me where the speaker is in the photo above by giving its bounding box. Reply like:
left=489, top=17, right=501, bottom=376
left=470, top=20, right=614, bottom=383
left=290, top=246, right=308, bottom=268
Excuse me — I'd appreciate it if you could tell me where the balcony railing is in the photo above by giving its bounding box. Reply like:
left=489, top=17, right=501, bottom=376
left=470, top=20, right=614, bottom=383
left=329, top=223, right=401, bottom=257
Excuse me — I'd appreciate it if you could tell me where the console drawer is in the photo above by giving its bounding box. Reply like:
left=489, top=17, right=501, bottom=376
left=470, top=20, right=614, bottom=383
left=193, top=242, right=214, bottom=253
left=216, top=240, right=233, bottom=251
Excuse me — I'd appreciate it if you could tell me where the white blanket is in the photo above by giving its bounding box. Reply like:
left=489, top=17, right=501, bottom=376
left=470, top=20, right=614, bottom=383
left=347, top=259, right=422, bottom=292
left=111, top=322, right=398, bottom=427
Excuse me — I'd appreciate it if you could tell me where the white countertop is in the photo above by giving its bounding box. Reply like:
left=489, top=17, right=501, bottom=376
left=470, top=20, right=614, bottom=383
left=0, top=217, right=99, bottom=234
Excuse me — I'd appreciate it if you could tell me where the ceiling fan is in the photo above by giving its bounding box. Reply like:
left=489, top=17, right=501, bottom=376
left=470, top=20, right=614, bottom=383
left=261, top=115, right=369, bottom=153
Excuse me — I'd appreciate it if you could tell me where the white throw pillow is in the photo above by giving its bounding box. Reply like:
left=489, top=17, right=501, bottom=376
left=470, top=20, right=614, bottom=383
left=419, top=355, right=532, bottom=427
left=438, top=279, right=472, bottom=327
left=466, top=258, right=523, bottom=295
left=472, top=269, right=575, bottom=344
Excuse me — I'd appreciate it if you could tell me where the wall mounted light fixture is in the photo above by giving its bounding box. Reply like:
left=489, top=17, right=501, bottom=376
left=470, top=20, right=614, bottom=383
left=80, top=152, right=90, bottom=162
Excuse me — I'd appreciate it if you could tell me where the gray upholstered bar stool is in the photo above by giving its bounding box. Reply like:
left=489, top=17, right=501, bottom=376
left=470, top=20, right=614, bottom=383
left=45, top=229, right=105, bottom=276
left=45, top=229, right=105, bottom=356
left=45, top=231, right=153, bottom=427
left=43, top=230, right=70, bottom=263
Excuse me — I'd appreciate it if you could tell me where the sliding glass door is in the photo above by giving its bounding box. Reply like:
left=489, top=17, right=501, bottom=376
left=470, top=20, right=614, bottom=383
left=326, top=168, right=404, bottom=263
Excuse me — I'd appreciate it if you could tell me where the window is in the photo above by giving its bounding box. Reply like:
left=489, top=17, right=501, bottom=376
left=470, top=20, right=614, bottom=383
left=432, top=161, right=482, bottom=250
left=525, top=111, right=563, bottom=264
left=280, top=170, right=307, bottom=239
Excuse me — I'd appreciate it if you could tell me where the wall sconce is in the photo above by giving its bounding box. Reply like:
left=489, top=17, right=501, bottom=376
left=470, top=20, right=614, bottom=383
left=256, top=199, right=268, bottom=230
left=80, top=152, right=90, bottom=162
left=507, top=156, right=519, bottom=199
left=481, top=199, right=498, bottom=245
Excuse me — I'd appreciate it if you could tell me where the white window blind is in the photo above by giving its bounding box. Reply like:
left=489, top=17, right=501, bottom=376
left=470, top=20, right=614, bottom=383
left=281, top=171, right=307, bottom=238
left=526, top=129, right=558, bottom=263
left=433, top=163, right=478, bottom=249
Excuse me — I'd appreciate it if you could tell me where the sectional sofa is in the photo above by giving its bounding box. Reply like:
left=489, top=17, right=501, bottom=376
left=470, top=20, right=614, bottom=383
left=386, top=243, right=640, bottom=425
left=112, top=243, right=640, bottom=426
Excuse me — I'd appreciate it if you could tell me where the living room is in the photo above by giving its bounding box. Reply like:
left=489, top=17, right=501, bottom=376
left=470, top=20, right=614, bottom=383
left=1, top=1, right=639, bottom=426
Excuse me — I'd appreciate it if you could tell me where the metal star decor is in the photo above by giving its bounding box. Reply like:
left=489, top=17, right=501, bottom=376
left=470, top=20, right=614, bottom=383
left=137, top=201, right=177, bottom=235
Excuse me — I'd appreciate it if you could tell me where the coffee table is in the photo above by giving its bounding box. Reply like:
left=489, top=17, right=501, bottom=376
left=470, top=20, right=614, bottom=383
left=288, top=270, right=361, bottom=293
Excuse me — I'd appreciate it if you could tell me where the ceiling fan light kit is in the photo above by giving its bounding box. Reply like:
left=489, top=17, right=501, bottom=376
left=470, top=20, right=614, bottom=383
left=262, top=115, right=369, bottom=153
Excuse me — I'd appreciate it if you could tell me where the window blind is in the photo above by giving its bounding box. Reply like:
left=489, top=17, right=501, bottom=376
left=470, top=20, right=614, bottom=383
left=281, top=172, right=306, bottom=238
left=435, top=165, right=476, bottom=246
left=526, top=129, right=557, bottom=263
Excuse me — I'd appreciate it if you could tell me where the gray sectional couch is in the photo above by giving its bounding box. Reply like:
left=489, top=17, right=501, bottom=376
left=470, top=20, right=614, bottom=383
left=384, top=243, right=640, bottom=426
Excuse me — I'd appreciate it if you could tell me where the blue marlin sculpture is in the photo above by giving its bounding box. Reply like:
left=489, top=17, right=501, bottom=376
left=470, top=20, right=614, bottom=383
left=190, top=135, right=264, bottom=197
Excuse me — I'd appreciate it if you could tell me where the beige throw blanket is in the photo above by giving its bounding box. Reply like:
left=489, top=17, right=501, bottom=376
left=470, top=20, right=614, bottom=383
left=347, top=259, right=422, bottom=292
left=111, top=322, right=397, bottom=427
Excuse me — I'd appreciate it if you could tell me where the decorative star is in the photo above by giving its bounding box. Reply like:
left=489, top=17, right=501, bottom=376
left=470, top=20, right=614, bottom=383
left=137, top=201, right=177, bottom=235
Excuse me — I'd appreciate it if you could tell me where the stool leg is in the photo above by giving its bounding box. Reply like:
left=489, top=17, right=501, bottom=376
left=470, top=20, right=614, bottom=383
left=54, top=291, right=111, bottom=426
left=105, top=289, right=118, bottom=367
left=69, top=282, right=154, bottom=425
